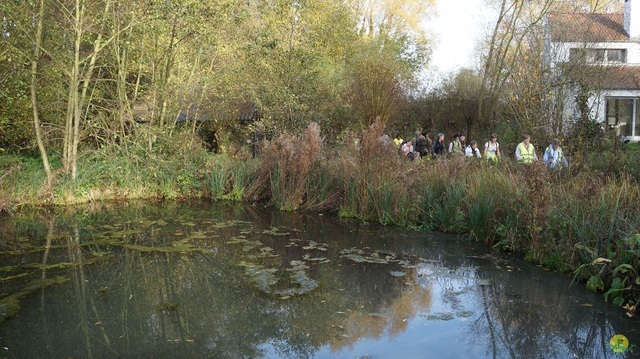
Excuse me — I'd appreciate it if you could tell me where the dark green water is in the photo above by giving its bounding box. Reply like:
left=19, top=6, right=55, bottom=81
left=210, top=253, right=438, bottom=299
left=0, top=201, right=637, bottom=358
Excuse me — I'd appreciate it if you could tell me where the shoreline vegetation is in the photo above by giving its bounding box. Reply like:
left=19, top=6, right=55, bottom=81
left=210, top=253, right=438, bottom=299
left=1, top=122, right=639, bottom=316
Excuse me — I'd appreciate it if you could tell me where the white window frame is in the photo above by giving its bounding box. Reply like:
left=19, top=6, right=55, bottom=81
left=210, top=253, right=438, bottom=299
left=606, top=97, right=638, bottom=137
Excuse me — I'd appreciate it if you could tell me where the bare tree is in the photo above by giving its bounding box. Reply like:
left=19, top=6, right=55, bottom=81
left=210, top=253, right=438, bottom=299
left=30, top=0, right=53, bottom=188
left=478, top=0, right=554, bottom=129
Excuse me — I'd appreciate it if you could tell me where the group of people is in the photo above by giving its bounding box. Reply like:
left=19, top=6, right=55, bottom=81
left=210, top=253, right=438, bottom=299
left=514, top=134, right=569, bottom=168
left=393, top=131, right=568, bottom=169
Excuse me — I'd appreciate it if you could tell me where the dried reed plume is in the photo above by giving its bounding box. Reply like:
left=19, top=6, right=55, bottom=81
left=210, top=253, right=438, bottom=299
left=245, top=122, right=323, bottom=210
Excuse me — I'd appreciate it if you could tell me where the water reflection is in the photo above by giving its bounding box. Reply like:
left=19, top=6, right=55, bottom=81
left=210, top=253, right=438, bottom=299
left=0, top=201, right=637, bottom=358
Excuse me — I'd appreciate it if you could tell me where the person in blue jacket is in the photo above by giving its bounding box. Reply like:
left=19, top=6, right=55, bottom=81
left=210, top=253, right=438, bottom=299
left=543, top=138, right=569, bottom=169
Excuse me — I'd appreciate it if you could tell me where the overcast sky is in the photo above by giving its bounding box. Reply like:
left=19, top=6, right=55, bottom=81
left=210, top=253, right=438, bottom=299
left=423, top=0, right=495, bottom=79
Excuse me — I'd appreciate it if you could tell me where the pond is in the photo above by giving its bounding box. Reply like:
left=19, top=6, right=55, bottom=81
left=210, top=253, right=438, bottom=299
left=0, top=201, right=638, bottom=358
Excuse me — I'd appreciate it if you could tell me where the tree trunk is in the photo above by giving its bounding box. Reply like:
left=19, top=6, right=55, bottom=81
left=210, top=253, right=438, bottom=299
left=30, top=0, right=53, bottom=188
left=69, top=0, right=83, bottom=181
left=158, top=17, right=178, bottom=128
left=63, top=0, right=113, bottom=181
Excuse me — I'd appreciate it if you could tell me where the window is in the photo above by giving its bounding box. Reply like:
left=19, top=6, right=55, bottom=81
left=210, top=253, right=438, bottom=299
left=590, top=49, right=605, bottom=62
left=569, top=48, right=586, bottom=63
left=607, top=49, right=626, bottom=63
left=569, top=48, right=627, bottom=64
left=607, top=98, right=638, bottom=137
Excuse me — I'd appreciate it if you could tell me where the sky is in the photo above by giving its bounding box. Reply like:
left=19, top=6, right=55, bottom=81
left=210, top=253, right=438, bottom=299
left=423, top=0, right=495, bottom=80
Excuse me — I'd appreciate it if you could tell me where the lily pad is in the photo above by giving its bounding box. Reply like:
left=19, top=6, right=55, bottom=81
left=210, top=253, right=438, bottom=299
left=456, top=311, right=474, bottom=318
left=302, top=241, right=329, bottom=251
left=302, top=254, right=328, bottom=262
left=242, top=241, right=263, bottom=252
left=342, top=254, right=366, bottom=263
left=226, top=236, right=247, bottom=244
left=186, top=231, right=207, bottom=240
left=212, top=220, right=252, bottom=229
left=425, top=312, right=454, bottom=321
left=111, top=229, right=143, bottom=237
left=262, top=227, right=291, bottom=236
left=339, top=248, right=399, bottom=264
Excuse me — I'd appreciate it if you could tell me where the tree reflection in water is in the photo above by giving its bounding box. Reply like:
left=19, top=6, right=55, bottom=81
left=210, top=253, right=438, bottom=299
left=470, top=257, right=628, bottom=359
left=0, top=201, right=637, bottom=358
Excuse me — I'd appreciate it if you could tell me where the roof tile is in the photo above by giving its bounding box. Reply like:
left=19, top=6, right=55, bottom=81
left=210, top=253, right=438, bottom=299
left=549, top=13, right=628, bottom=42
left=564, top=65, right=640, bottom=90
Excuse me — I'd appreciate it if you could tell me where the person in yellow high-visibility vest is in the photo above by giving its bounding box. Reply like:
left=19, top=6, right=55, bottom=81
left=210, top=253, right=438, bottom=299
left=515, top=134, right=538, bottom=164
left=393, top=133, right=403, bottom=148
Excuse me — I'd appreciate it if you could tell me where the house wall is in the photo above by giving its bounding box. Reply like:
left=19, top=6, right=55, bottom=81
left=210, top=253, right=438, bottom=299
left=593, top=90, right=640, bottom=140
left=546, top=4, right=640, bottom=140
left=625, top=0, right=640, bottom=39
left=557, top=88, right=640, bottom=141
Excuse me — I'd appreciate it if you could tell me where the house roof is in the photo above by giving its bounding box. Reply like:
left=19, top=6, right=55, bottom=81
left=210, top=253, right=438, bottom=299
left=564, top=65, right=640, bottom=90
left=548, top=13, right=628, bottom=42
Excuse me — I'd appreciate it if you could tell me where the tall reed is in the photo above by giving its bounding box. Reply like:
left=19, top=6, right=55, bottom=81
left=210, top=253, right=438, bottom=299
left=245, top=123, right=323, bottom=210
left=332, top=120, right=417, bottom=223
left=464, top=176, right=496, bottom=241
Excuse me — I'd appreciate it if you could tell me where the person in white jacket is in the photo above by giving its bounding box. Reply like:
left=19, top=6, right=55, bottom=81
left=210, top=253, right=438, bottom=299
left=543, top=138, right=569, bottom=169
left=465, top=140, right=482, bottom=158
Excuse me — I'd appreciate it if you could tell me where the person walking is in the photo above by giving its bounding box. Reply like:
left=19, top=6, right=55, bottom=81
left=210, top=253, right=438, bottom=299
left=543, top=138, right=569, bottom=169
left=515, top=134, right=538, bottom=164
left=483, top=134, right=501, bottom=163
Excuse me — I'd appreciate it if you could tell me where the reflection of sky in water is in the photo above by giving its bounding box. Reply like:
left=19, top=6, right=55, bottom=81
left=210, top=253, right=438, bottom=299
left=306, top=262, right=487, bottom=359
left=0, top=202, right=637, bottom=359
left=261, top=257, right=632, bottom=359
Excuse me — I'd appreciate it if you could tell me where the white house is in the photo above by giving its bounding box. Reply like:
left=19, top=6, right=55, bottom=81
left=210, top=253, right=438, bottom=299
left=545, top=0, right=640, bottom=140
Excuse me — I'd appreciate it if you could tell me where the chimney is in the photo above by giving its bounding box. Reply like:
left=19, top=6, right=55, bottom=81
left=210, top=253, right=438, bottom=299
left=625, top=0, right=640, bottom=38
